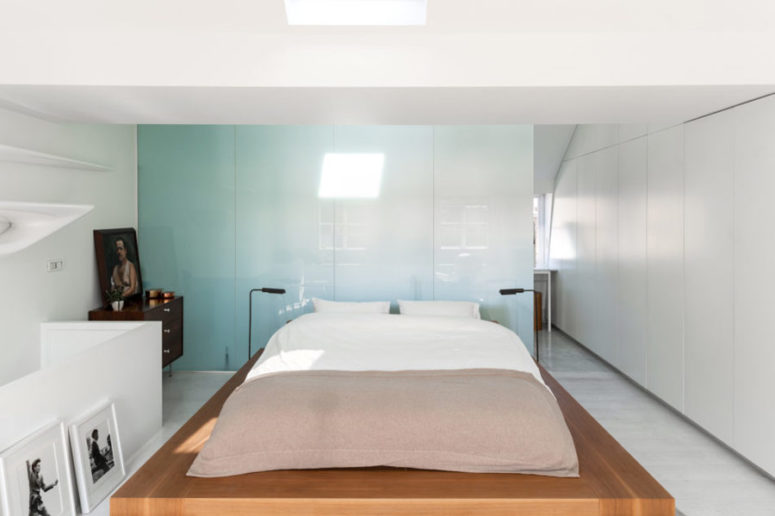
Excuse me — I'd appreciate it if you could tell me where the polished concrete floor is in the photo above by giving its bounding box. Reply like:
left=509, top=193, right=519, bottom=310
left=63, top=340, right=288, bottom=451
left=100, top=334, right=775, bottom=515
left=160, top=370, right=232, bottom=441
left=539, top=329, right=775, bottom=516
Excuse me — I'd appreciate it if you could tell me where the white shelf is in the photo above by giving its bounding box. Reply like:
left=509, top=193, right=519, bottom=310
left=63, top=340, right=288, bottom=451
left=0, top=143, right=110, bottom=171
left=0, top=201, right=94, bottom=255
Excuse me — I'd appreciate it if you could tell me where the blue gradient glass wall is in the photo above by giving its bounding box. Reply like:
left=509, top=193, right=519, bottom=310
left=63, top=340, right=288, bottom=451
left=329, top=126, right=435, bottom=305
left=434, top=126, right=535, bottom=348
left=138, top=125, right=236, bottom=370
left=138, top=125, right=534, bottom=370
left=235, top=126, right=335, bottom=364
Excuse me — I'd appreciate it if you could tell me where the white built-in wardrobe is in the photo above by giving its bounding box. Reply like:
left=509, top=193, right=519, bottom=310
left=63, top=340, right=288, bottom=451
left=550, top=94, right=775, bottom=476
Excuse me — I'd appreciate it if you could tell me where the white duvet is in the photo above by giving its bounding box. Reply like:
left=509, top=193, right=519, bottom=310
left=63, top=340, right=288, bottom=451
left=246, top=313, right=544, bottom=385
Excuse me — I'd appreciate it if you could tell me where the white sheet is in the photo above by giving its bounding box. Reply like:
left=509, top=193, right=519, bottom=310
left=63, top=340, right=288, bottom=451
left=246, top=313, right=544, bottom=385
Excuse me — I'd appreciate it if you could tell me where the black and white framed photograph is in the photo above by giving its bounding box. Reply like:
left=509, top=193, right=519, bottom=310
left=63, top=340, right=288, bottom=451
left=0, top=421, right=76, bottom=516
left=69, top=402, right=125, bottom=513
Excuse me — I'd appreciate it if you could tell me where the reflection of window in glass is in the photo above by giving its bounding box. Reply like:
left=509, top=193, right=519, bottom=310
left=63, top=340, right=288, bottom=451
left=438, top=202, right=489, bottom=250
left=319, top=205, right=333, bottom=251
left=533, top=196, right=539, bottom=265
left=319, top=205, right=369, bottom=251
left=534, top=194, right=553, bottom=267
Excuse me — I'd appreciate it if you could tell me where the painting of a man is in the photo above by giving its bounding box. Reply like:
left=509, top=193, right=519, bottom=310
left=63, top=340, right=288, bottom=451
left=94, top=228, right=143, bottom=303
left=110, top=237, right=139, bottom=297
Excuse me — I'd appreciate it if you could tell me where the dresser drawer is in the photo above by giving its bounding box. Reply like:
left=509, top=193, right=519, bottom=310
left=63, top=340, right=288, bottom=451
left=147, top=298, right=183, bottom=325
left=162, top=317, right=182, bottom=340
left=162, top=337, right=182, bottom=367
left=89, top=296, right=184, bottom=369
left=162, top=321, right=183, bottom=367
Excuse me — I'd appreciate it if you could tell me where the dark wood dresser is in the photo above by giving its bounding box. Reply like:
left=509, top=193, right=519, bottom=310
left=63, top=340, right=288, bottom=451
left=88, top=297, right=184, bottom=368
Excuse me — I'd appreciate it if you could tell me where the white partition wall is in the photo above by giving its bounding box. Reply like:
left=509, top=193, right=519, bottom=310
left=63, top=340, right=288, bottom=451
left=548, top=93, right=775, bottom=476
left=1, top=322, right=161, bottom=468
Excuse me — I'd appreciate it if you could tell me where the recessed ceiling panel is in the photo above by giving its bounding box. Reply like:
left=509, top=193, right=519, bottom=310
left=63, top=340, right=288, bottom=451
left=284, top=0, right=426, bottom=25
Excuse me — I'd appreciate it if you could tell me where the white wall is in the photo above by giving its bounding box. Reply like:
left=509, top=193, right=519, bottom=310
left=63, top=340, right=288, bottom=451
left=550, top=94, right=775, bottom=476
left=0, top=322, right=161, bottom=467
left=533, top=125, right=575, bottom=194
left=0, top=107, right=137, bottom=386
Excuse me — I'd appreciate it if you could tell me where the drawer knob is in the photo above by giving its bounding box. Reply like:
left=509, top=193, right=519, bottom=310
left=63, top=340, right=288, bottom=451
left=163, top=308, right=171, bottom=312
left=163, top=329, right=171, bottom=334
left=163, top=349, right=171, bottom=354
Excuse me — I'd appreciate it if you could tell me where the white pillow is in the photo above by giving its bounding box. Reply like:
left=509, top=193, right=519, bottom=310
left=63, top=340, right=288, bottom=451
left=397, top=300, right=481, bottom=319
left=312, top=298, right=390, bottom=314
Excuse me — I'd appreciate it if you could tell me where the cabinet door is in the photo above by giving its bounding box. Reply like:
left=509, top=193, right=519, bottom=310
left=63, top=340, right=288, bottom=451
left=684, top=112, right=735, bottom=445
left=550, top=160, right=578, bottom=337
left=734, top=96, right=775, bottom=474
left=646, top=126, right=685, bottom=411
left=575, top=153, right=598, bottom=351
left=594, top=147, right=619, bottom=363
left=616, top=138, right=647, bottom=384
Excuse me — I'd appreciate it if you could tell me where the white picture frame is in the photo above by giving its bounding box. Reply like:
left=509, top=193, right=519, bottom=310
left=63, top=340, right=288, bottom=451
left=0, top=421, right=76, bottom=516
left=69, top=402, right=126, bottom=513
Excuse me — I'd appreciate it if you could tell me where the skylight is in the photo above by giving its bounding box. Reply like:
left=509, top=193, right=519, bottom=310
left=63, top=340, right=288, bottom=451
left=318, top=153, right=384, bottom=198
left=284, top=0, right=427, bottom=26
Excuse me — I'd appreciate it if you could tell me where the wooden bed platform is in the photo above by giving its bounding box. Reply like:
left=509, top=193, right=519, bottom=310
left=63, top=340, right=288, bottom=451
left=112, top=353, right=674, bottom=515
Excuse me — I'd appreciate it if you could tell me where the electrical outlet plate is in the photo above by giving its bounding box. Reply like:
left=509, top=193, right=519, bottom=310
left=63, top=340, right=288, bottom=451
left=47, top=259, right=63, bottom=272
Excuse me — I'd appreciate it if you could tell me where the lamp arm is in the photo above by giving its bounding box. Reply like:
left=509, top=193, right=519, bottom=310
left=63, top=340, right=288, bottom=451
left=499, top=288, right=535, bottom=295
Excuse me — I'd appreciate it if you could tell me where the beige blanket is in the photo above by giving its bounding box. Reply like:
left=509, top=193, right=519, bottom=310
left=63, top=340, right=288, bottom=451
left=188, top=369, right=579, bottom=477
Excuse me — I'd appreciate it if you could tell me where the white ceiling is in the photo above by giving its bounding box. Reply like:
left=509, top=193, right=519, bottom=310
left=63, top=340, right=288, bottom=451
left=3, top=0, right=775, bottom=32
left=0, top=1, right=774, bottom=123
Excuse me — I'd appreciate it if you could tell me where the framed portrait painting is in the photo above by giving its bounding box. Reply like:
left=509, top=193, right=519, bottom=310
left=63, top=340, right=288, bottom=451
left=69, top=402, right=125, bottom=513
left=0, top=421, right=76, bottom=516
left=93, top=228, right=143, bottom=304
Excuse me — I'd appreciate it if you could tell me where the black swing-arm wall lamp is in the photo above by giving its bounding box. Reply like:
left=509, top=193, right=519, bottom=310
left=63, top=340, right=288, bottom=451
left=248, top=287, right=287, bottom=360
left=499, top=288, right=535, bottom=296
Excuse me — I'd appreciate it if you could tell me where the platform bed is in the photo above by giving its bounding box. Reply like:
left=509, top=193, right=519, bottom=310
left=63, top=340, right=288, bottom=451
left=112, top=352, right=674, bottom=516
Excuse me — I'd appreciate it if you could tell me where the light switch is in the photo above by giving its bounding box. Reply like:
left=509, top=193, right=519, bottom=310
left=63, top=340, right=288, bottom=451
left=47, top=259, right=63, bottom=272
